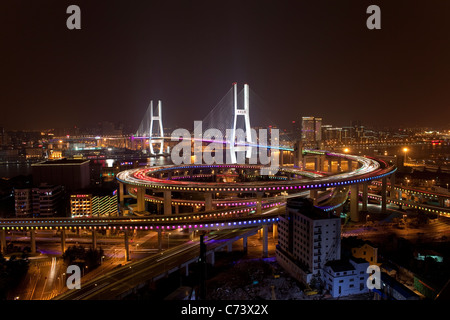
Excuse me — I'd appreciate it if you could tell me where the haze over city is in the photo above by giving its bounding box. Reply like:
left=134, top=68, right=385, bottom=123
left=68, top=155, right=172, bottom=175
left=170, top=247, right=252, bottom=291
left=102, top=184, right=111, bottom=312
left=1, top=0, right=450, bottom=131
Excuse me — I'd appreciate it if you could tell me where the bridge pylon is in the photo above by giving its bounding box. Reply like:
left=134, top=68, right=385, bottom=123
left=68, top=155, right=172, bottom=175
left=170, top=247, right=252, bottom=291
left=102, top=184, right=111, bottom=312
left=148, top=100, right=164, bottom=155
left=229, top=83, right=253, bottom=163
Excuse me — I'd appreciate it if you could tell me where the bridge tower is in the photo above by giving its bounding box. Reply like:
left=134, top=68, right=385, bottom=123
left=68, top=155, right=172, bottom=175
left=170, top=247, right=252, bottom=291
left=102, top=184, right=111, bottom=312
left=229, top=83, right=253, bottom=163
left=148, top=100, right=164, bottom=155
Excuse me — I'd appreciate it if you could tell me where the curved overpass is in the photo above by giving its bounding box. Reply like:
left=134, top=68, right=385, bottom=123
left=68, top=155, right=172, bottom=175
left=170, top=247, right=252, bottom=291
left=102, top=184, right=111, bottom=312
left=116, top=152, right=395, bottom=194
left=0, top=151, right=396, bottom=232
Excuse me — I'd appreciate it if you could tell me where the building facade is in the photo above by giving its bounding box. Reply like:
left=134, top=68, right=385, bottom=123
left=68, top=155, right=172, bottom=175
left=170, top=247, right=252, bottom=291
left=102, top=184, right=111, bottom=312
left=70, top=188, right=118, bottom=217
left=276, top=197, right=341, bottom=284
left=15, top=184, right=64, bottom=217
left=14, top=188, right=33, bottom=216
left=322, top=258, right=370, bottom=298
left=31, top=158, right=90, bottom=192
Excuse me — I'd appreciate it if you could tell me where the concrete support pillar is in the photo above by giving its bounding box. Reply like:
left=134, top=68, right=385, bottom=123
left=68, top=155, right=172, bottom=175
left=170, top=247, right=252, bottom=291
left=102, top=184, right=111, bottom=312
left=328, top=159, right=333, bottom=173
left=158, top=230, right=162, bottom=252
left=242, top=236, right=248, bottom=253
left=262, top=225, right=268, bottom=258
left=390, top=173, right=396, bottom=199
left=338, top=158, right=342, bottom=172
left=163, top=190, right=172, bottom=215
left=362, top=183, right=368, bottom=212
left=310, top=190, right=318, bottom=206
left=350, top=184, right=359, bottom=222
left=381, top=177, right=387, bottom=213
left=347, top=160, right=353, bottom=172
left=314, top=157, right=319, bottom=171
left=124, top=231, right=130, bottom=261
left=293, top=141, right=303, bottom=168
left=302, top=157, right=307, bottom=170
left=0, top=230, right=6, bottom=254
left=30, top=229, right=36, bottom=254
left=137, top=187, right=146, bottom=212
left=256, top=192, right=263, bottom=214
left=319, top=155, right=326, bottom=171
left=61, top=229, right=66, bottom=254
left=119, top=182, right=125, bottom=207
left=204, top=192, right=213, bottom=211
left=207, top=252, right=215, bottom=266
left=92, top=230, right=97, bottom=250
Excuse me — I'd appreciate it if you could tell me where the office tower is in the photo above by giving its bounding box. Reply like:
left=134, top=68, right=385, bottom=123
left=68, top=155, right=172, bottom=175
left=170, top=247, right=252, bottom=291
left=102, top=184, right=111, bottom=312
left=301, top=116, right=323, bottom=145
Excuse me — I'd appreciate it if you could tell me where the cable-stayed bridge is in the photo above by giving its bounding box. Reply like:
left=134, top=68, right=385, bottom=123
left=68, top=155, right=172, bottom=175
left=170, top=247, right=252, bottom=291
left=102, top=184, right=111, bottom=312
left=134, top=83, right=294, bottom=157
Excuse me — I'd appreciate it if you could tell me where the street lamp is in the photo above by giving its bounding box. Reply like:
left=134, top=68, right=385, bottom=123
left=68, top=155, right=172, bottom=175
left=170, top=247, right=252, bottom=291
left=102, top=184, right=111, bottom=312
left=168, top=233, right=171, bottom=249
left=403, top=147, right=408, bottom=165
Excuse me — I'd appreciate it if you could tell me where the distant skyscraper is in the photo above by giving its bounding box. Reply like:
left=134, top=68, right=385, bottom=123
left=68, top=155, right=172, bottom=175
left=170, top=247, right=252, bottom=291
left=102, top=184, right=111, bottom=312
left=301, top=117, right=315, bottom=143
left=301, top=116, right=322, bottom=145
left=291, top=120, right=302, bottom=141
left=314, top=117, right=322, bottom=142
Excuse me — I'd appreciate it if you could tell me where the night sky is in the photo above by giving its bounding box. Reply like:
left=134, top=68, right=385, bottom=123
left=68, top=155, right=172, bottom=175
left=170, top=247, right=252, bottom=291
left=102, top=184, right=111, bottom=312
left=1, top=0, right=450, bottom=132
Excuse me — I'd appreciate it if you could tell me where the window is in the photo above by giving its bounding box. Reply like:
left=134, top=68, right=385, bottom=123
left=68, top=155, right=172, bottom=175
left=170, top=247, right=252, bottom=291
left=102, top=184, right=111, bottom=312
left=339, top=280, right=343, bottom=283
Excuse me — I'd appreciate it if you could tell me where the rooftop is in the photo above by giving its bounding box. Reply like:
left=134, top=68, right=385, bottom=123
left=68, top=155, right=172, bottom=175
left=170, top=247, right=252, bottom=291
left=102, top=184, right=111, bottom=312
left=287, top=197, right=339, bottom=220
left=324, top=260, right=355, bottom=273
left=32, top=158, right=90, bottom=166
left=380, top=272, right=419, bottom=299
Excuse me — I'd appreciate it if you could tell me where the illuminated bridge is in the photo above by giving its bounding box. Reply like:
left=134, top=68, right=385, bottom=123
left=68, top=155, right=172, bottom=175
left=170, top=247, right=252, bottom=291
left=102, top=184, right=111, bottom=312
left=0, top=82, right=402, bottom=295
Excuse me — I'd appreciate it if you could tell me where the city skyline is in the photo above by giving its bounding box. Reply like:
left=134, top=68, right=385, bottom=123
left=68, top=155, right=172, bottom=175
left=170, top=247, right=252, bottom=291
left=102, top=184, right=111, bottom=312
left=1, top=1, right=450, bottom=132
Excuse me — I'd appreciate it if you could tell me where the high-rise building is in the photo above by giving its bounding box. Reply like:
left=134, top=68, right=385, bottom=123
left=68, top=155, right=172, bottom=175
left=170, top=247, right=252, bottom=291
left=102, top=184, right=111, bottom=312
left=291, top=120, right=302, bottom=141
left=15, top=184, right=64, bottom=217
left=276, top=197, right=341, bottom=284
left=301, top=116, right=322, bottom=145
left=314, top=117, right=322, bottom=142
left=301, top=117, right=315, bottom=144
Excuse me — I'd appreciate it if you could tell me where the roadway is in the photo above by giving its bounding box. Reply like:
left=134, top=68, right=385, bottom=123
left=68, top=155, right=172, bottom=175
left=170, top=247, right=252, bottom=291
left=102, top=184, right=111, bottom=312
left=53, top=227, right=260, bottom=300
